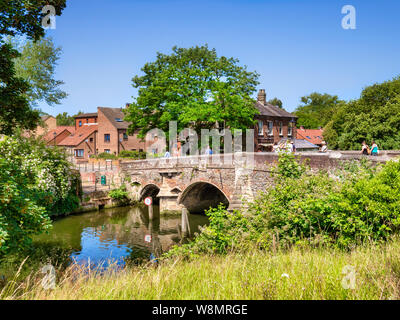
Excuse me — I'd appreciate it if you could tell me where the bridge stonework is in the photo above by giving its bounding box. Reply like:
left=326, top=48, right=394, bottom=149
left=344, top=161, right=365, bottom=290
left=119, top=152, right=392, bottom=214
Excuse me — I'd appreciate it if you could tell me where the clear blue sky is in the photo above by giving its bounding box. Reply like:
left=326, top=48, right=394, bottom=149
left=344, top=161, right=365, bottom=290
left=40, top=0, right=400, bottom=116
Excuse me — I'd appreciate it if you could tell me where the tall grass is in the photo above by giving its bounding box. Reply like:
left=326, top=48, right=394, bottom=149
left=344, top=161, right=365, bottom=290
left=2, top=239, right=400, bottom=300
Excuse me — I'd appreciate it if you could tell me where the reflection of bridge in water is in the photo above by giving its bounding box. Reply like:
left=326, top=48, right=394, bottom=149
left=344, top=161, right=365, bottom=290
left=35, top=206, right=208, bottom=266
left=121, top=152, right=392, bottom=214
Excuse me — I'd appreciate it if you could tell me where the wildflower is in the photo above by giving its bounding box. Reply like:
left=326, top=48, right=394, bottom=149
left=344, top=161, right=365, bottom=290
left=281, top=273, right=290, bottom=279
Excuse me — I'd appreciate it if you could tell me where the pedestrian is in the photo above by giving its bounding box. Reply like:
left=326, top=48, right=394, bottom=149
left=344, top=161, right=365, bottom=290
left=370, top=141, right=379, bottom=156
left=319, top=141, right=328, bottom=153
left=205, top=145, right=212, bottom=155
left=360, top=141, right=370, bottom=155
left=164, top=150, right=171, bottom=158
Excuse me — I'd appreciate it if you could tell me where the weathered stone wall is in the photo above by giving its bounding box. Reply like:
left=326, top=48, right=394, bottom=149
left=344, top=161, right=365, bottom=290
left=119, top=152, right=393, bottom=214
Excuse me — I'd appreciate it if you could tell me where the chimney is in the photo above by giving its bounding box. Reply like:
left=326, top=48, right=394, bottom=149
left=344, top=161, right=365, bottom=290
left=257, top=89, right=266, bottom=105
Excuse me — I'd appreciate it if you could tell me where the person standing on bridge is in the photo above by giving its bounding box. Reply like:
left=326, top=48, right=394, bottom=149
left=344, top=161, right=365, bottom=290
left=205, top=145, right=213, bottom=155
left=164, top=150, right=171, bottom=158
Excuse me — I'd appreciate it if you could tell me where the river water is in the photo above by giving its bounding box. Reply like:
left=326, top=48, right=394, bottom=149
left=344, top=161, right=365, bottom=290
left=34, top=205, right=209, bottom=269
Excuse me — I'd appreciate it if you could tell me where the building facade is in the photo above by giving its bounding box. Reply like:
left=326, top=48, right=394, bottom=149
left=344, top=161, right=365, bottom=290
left=254, top=89, right=298, bottom=151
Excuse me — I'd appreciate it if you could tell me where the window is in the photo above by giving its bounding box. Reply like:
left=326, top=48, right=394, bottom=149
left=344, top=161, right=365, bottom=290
left=123, top=133, right=128, bottom=140
left=257, top=120, right=264, bottom=136
left=115, top=118, right=123, bottom=122
left=86, top=119, right=89, bottom=123
left=267, top=121, right=273, bottom=136
left=75, top=149, right=84, bottom=158
left=288, top=122, right=293, bottom=136
left=279, top=122, right=283, bottom=136
left=104, top=134, right=110, bottom=142
left=90, top=138, right=93, bottom=142
left=104, top=149, right=110, bottom=154
left=79, top=121, right=82, bottom=127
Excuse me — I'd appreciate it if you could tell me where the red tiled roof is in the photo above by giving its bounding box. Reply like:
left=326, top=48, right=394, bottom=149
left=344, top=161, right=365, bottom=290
left=43, top=126, right=75, bottom=142
left=297, top=128, right=324, bottom=145
left=58, top=125, right=98, bottom=147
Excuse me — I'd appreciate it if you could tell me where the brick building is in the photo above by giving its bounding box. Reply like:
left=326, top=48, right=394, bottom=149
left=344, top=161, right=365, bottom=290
left=254, top=89, right=298, bottom=151
left=55, top=106, right=146, bottom=162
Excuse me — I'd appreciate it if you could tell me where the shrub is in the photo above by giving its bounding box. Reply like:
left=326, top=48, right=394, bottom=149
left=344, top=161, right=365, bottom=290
left=95, top=152, right=118, bottom=160
left=109, top=185, right=129, bottom=202
left=0, top=134, right=80, bottom=255
left=119, top=150, right=146, bottom=159
left=167, top=154, right=400, bottom=257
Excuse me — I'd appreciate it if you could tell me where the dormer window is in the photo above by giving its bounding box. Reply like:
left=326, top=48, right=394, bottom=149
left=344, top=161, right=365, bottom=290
left=115, top=118, right=123, bottom=122
left=79, top=121, right=82, bottom=127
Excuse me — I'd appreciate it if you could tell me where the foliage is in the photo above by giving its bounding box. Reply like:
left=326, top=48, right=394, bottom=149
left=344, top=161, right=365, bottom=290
left=169, top=154, right=400, bottom=257
left=56, top=112, right=75, bottom=126
left=125, top=45, right=260, bottom=138
left=0, top=134, right=80, bottom=255
left=11, top=36, right=67, bottom=107
left=0, top=0, right=67, bottom=41
left=324, top=76, right=400, bottom=150
left=118, top=150, right=147, bottom=159
left=92, top=152, right=118, bottom=160
left=0, top=0, right=67, bottom=135
left=273, top=151, right=306, bottom=179
left=5, top=239, right=400, bottom=300
left=294, top=92, right=343, bottom=129
left=109, top=185, right=129, bottom=202
left=268, top=97, right=283, bottom=109
left=0, top=158, right=51, bottom=256
left=0, top=42, right=39, bottom=134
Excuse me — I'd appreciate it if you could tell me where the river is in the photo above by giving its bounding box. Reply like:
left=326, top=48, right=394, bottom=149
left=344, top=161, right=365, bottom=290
left=33, top=205, right=209, bottom=269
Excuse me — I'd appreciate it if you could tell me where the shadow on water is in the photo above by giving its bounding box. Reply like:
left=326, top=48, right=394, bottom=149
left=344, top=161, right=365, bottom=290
left=32, top=205, right=209, bottom=270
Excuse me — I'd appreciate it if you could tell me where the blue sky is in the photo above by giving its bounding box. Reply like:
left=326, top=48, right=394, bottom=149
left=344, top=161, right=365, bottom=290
left=40, top=0, right=400, bottom=116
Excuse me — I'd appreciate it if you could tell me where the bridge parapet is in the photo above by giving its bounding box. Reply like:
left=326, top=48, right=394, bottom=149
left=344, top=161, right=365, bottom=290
left=119, top=152, right=394, bottom=214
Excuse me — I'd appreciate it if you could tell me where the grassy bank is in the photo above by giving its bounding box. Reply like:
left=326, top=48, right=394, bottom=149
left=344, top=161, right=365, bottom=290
left=2, top=239, right=400, bottom=300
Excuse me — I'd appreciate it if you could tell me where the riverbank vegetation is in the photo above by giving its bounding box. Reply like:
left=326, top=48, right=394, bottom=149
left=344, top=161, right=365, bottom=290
left=2, top=238, right=400, bottom=300
left=0, top=134, right=80, bottom=257
left=2, top=153, right=400, bottom=300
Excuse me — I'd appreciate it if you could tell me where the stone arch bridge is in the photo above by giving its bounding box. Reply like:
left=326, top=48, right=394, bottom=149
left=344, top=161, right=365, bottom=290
left=118, top=152, right=393, bottom=215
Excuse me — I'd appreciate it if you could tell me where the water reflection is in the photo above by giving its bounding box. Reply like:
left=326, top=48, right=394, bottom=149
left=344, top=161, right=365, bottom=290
left=34, top=205, right=208, bottom=269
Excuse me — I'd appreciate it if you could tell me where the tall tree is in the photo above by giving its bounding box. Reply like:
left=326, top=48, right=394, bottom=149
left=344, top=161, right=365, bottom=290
left=125, top=45, right=260, bottom=137
left=0, top=0, right=66, bottom=134
left=56, top=111, right=83, bottom=126
left=324, top=76, right=400, bottom=150
left=294, top=93, right=342, bottom=129
left=268, top=97, right=283, bottom=109
left=11, top=36, right=68, bottom=106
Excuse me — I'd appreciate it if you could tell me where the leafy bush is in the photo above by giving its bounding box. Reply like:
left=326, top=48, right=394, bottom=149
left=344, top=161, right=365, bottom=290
left=109, top=185, right=129, bottom=202
left=0, top=134, right=80, bottom=256
left=118, top=150, right=146, bottom=159
left=0, top=158, right=52, bottom=256
left=94, top=152, right=118, bottom=160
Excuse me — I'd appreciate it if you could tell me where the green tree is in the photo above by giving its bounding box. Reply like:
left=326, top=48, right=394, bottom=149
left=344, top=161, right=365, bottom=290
left=294, top=93, right=342, bottom=129
left=56, top=112, right=75, bottom=126
left=11, top=37, right=68, bottom=106
left=0, top=0, right=66, bottom=134
left=324, top=76, right=400, bottom=150
left=268, top=97, right=283, bottom=109
left=125, top=45, right=260, bottom=137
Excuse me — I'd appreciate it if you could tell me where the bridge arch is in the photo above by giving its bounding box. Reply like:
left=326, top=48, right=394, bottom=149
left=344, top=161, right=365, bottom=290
left=178, top=181, right=230, bottom=214
left=140, top=184, right=160, bottom=203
